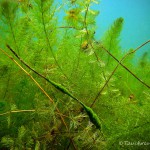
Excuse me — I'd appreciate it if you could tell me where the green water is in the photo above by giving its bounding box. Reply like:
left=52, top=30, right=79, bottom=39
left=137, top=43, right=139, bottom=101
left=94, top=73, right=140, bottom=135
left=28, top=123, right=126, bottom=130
left=0, top=0, right=150, bottom=149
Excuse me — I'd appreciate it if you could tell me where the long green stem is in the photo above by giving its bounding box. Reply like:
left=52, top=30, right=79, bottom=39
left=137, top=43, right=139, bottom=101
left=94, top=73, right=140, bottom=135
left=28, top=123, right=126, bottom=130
left=6, top=44, right=102, bottom=130
left=40, top=0, right=70, bottom=82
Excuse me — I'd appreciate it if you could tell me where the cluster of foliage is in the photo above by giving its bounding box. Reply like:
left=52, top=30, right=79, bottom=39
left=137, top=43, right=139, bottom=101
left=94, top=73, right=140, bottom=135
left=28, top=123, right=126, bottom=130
left=0, top=0, right=150, bottom=149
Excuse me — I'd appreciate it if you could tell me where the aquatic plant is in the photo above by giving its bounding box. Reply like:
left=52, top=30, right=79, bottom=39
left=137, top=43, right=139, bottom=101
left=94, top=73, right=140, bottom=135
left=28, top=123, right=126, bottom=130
left=0, top=0, right=150, bottom=149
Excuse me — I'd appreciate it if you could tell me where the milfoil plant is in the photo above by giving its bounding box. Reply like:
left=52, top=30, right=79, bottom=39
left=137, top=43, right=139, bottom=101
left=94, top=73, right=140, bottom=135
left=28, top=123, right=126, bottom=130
left=0, top=0, right=150, bottom=149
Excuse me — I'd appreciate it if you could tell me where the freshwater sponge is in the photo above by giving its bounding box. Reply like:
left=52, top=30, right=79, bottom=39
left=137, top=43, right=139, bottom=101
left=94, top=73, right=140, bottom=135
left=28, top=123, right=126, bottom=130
left=82, top=104, right=102, bottom=130
left=49, top=80, right=102, bottom=130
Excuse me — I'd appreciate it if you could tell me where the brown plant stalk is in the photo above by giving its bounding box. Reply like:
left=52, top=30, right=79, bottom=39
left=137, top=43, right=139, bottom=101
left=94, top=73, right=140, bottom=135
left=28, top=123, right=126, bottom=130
left=91, top=40, right=150, bottom=107
left=0, top=109, right=36, bottom=116
left=101, top=40, right=150, bottom=89
left=0, top=47, right=68, bottom=130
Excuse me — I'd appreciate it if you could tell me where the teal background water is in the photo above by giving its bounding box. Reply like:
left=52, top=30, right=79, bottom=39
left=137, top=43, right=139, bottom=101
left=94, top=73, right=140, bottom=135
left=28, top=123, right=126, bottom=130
left=1, top=0, right=149, bottom=57
left=57, top=0, right=150, bottom=56
left=94, top=0, right=150, bottom=56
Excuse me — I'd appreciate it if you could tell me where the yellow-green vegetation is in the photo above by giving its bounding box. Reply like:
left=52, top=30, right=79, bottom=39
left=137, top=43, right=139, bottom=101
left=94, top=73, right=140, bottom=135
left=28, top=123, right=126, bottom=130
left=0, top=0, right=150, bottom=149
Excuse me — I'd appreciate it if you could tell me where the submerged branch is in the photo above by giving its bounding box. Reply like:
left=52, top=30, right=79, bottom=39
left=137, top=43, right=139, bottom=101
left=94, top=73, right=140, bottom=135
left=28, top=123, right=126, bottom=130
left=100, top=40, right=150, bottom=89
left=91, top=40, right=150, bottom=107
left=0, top=47, right=68, bottom=130
left=0, top=110, right=36, bottom=116
left=0, top=109, right=69, bottom=117
left=6, top=44, right=78, bottom=101
left=5, top=45, right=102, bottom=130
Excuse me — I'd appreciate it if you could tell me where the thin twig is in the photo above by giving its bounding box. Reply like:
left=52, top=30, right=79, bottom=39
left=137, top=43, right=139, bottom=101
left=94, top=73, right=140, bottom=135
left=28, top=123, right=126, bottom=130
left=0, top=47, right=68, bottom=130
left=1, top=47, right=77, bottom=149
left=0, top=109, right=72, bottom=119
left=0, top=109, right=36, bottom=116
left=100, top=40, right=150, bottom=88
left=91, top=40, right=150, bottom=107
left=6, top=45, right=79, bottom=102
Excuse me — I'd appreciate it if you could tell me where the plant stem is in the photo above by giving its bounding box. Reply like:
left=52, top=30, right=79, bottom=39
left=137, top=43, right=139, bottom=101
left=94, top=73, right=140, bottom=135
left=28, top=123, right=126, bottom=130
left=91, top=40, right=150, bottom=107
left=0, top=47, right=69, bottom=130
left=100, top=40, right=150, bottom=89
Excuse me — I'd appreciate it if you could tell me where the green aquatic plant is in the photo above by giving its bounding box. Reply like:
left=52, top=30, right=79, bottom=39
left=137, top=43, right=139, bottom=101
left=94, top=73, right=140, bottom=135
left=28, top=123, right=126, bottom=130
left=101, top=17, right=124, bottom=65
left=0, top=0, right=150, bottom=149
left=5, top=44, right=102, bottom=130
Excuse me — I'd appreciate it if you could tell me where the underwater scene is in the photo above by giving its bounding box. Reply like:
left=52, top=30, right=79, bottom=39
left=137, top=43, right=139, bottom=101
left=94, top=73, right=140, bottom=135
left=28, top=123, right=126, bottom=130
left=0, top=0, right=150, bottom=149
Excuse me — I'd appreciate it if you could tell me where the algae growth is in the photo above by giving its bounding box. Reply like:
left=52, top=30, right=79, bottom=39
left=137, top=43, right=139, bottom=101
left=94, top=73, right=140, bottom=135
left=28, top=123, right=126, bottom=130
left=0, top=0, right=150, bottom=149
